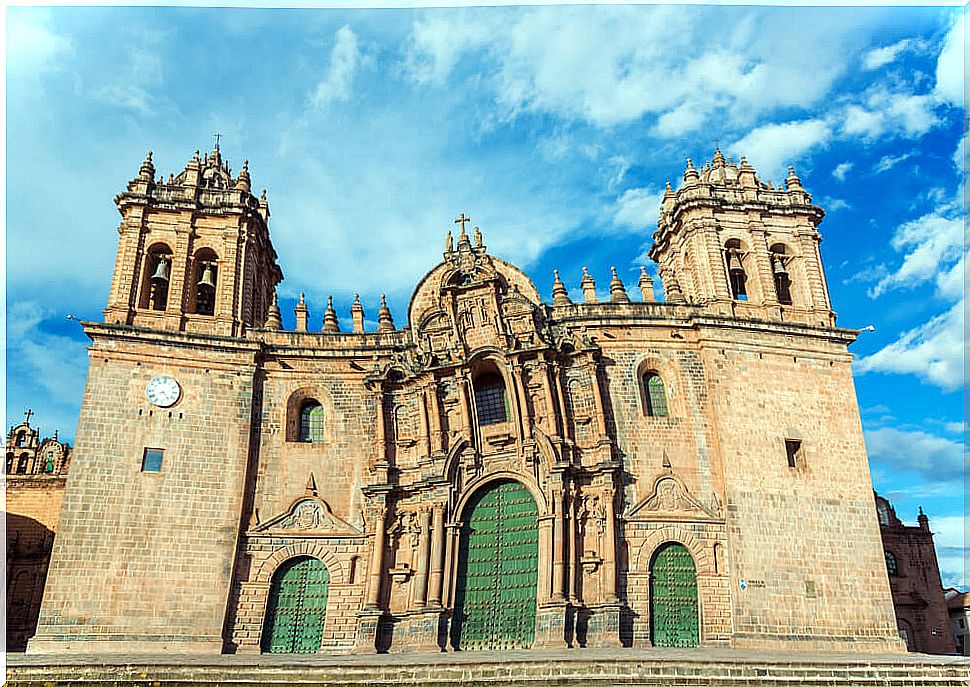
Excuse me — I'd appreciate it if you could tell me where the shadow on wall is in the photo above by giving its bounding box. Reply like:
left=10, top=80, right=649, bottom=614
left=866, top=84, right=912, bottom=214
left=6, top=513, right=55, bottom=652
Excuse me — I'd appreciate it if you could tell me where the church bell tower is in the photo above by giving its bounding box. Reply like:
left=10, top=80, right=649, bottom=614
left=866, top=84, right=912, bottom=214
left=649, top=150, right=835, bottom=327
left=104, top=146, right=283, bottom=337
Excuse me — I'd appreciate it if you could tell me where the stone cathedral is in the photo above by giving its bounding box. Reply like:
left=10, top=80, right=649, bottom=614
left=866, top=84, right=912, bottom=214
left=31, top=146, right=904, bottom=655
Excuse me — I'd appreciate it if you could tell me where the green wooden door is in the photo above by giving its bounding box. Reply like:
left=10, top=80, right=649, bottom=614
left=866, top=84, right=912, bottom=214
left=262, top=556, right=330, bottom=654
left=451, top=480, right=539, bottom=651
left=650, top=543, right=699, bottom=647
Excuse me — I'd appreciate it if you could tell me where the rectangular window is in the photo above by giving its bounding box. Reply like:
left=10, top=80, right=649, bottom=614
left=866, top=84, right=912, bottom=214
left=142, top=447, right=164, bottom=472
left=785, top=439, right=802, bottom=468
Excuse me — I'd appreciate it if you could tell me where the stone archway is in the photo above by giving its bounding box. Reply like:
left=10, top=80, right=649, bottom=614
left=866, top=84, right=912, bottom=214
left=261, top=556, right=330, bottom=654
left=450, top=479, right=539, bottom=651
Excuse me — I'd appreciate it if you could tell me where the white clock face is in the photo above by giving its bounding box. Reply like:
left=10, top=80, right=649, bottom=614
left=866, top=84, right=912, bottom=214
left=145, top=375, right=181, bottom=407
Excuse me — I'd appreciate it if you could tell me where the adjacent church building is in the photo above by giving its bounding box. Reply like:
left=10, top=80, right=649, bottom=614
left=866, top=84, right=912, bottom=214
left=30, top=146, right=904, bottom=654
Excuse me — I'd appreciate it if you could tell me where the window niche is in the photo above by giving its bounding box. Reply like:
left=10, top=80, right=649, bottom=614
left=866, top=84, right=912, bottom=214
left=642, top=372, right=669, bottom=418
left=785, top=439, right=803, bottom=468
left=885, top=550, right=899, bottom=577
left=299, top=400, right=324, bottom=443
left=473, top=368, right=509, bottom=426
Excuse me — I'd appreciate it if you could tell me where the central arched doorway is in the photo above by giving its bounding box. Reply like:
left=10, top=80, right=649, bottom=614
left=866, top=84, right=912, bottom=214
left=451, top=479, right=539, bottom=651
left=261, top=556, right=330, bottom=654
left=649, top=542, right=699, bottom=647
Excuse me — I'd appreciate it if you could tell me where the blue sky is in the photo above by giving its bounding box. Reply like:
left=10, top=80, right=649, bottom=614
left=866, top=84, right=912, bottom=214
left=6, top=5, right=966, bottom=587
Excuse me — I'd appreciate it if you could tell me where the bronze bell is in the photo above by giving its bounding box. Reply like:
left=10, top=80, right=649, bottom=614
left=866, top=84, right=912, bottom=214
left=773, top=255, right=788, bottom=276
left=150, top=257, right=170, bottom=282
left=198, top=263, right=216, bottom=288
left=727, top=251, right=744, bottom=275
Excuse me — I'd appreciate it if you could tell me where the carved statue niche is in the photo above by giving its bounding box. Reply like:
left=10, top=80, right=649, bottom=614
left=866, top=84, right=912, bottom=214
left=456, top=293, right=500, bottom=350
left=417, top=311, right=455, bottom=362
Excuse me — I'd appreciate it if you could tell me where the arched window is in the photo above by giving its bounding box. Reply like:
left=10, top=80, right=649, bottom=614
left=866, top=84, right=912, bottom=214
left=15, top=431, right=26, bottom=447
left=724, top=239, right=747, bottom=301
left=473, top=372, right=508, bottom=425
left=299, top=401, right=324, bottom=443
left=192, top=248, right=219, bottom=316
left=643, top=373, right=669, bottom=417
left=876, top=500, right=891, bottom=526
left=16, top=453, right=29, bottom=474
left=770, top=244, right=793, bottom=305
left=885, top=550, right=899, bottom=577
left=6, top=453, right=13, bottom=473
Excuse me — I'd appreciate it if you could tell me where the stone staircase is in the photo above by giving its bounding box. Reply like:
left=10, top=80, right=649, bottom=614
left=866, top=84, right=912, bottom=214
left=7, top=648, right=970, bottom=686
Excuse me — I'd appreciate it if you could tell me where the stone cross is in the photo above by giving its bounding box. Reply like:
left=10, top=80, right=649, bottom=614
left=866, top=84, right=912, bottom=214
left=454, top=213, right=471, bottom=234
left=23, top=408, right=33, bottom=426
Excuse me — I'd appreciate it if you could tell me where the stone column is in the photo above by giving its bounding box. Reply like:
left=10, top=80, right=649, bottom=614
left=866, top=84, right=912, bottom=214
left=567, top=487, right=580, bottom=604
left=537, top=514, right=554, bottom=603
left=457, top=376, right=473, bottom=444
left=413, top=508, right=432, bottom=609
left=541, top=360, right=560, bottom=437
left=426, top=382, right=443, bottom=454
left=442, top=522, right=460, bottom=608
left=507, top=361, right=526, bottom=444
left=365, top=504, right=388, bottom=609
left=586, top=359, right=609, bottom=441
left=551, top=487, right=566, bottom=602
left=602, top=485, right=619, bottom=604
left=419, top=389, right=431, bottom=458
left=373, top=385, right=387, bottom=472
left=428, top=504, right=446, bottom=607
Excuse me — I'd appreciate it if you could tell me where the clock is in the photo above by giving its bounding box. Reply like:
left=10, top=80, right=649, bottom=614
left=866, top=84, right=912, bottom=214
left=145, top=375, right=181, bottom=407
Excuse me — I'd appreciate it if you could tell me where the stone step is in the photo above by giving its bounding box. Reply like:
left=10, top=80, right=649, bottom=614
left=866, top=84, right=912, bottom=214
left=8, top=649, right=970, bottom=687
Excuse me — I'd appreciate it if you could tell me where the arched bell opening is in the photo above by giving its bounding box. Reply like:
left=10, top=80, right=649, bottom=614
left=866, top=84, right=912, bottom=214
left=261, top=555, right=330, bottom=654
left=191, top=247, right=219, bottom=316
left=769, top=243, right=794, bottom=306
left=450, top=479, right=539, bottom=651
left=139, top=243, right=173, bottom=311
left=723, top=239, right=748, bottom=302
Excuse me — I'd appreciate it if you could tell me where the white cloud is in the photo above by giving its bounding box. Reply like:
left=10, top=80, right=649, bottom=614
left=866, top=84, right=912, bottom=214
left=855, top=300, right=964, bottom=391
left=863, top=38, right=913, bottom=70
left=310, top=25, right=361, bottom=108
left=613, top=186, right=663, bottom=231
left=404, top=14, right=490, bottom=86
left=868, top=210, right=962, bottom=297
left=840, top=88, right=941, bottom=141
left=874, top=152, right=912, bottom=174
left=832, top=161, right=853, bottom=181
left=727, top=119, right=831, bottom=181
left=934, top=13, right=964, bottom=107
left=865, top=425, right=967, bottom=477
left=6, top=10, right=72, bottom=78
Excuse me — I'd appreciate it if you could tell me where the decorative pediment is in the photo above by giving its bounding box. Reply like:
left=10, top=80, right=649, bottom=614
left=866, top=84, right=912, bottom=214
left=625, top=473, right=721, bottom=522
left=251, top=497, right=361, bottom=536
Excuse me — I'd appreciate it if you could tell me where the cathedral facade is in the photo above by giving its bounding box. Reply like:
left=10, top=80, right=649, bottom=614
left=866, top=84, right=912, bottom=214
left=30, top=147, right=903, bottom=654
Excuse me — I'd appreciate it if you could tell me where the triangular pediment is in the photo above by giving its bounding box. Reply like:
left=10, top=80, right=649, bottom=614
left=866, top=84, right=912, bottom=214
left=251, top=497, right=361, bottom=536
left=625, top=473, right=721, bottom=522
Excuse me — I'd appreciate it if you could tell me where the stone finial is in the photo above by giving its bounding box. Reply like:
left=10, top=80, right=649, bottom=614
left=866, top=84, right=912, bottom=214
left=664, top=272, right=686, bottom=303
left=139, top=151, right=155, bottom=181
left=258, top=189, right=270, bottom=220
left=738, top=156, right=758, bottom=188
left=236, top=159, right=251, bottom=192
left=306, top=473, right=319, bottom=496
left=294, top=292, right=309, bottom=332
left=663, top=181, right=675, bottom=198
left=473, top=226, right=483, bottom=248
left=264, top=289, right=282, bottom=330
left=785, top=165, right=803, bottom=191
left=351, top=293, right=365, bottom=334
left=322, top=295, right=340, bottom=333
left=580, top=266, right=597, bottom=303
left=551, top=269, right=572, bottom=307
left=445, top=230, right=454, bottom=252
left=377, top=294, right=395, bottom=332
left=712, top=147, right=725, bottom=167
left=609, top=266, right=630, bottom=303
left=683, top=158, right=699, bottom=184
left=638, top=266, right=656, bottom=302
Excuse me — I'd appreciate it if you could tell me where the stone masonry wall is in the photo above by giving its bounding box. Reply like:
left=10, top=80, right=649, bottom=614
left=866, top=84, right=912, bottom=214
left=30, top=329, right=260, bottom=653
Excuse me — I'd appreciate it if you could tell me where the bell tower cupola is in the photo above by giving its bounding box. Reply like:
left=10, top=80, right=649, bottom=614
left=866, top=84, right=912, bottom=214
left=104, top=146, right=284, bottom=336
left=648, top=150, right=835, bottom=327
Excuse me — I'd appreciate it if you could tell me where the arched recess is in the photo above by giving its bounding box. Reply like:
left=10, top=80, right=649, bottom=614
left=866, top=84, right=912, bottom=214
left=139, top=243, right=174, bottom=311
left=260, top=555, right=331, bottom=654
left=450, top=478, right=540, bottom=651
left=633, top=356, right=680, bottom=419
left=190, top=247, right=220, bottom=315
left=649, top=542, right=699, bottom=648
left=467, top=352, right=515, bottom=429
left=768, top=241, right=802, bottom=307
left=284, top=386, right=334, bottom=444
left=254, top=543, right=344, bottom=585
left=722, top=237, right=765, bottom=304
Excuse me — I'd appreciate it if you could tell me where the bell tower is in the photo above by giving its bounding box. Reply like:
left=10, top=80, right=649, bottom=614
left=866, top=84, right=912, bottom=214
left=103, top=146, right=283, bottom=337
left=649, top=149, right=835, bottom=327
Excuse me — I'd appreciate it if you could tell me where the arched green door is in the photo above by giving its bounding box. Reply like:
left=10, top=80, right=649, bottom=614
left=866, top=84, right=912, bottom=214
left=262, top=556, right=330, bottom=654
left=650, top=542, right=699, bottom=647
left=451, top=480, right=539, bottom=651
